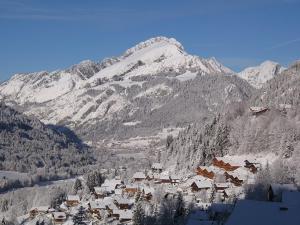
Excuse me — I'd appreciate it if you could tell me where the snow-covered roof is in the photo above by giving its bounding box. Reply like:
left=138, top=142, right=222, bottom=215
left=270, top=183, right=297, bottom=195
left=90, top=200, right=106, bottom=210
left=249, top=106, right=268, bottom=113
left=142, top=186, right=155, bottom=195
left=114, top=196, right=133, bottom=205
left=115, top=189, right=123, bottom=195
left=125, top=184, right=138, bottom=189
left=226, top=199, right=300, bottom=225
left=215, top=183, right=231, bottom=188
left=170, top=174, right=181, bottom=180
left=160, top=174, right=170, bottom=180
left=103, top=197, right=114, bottom=206
left=101, top=179, right=122, bottom=192
left=67, top=195, right=80, bottom=201
left=152, top=163, right=163, bottom=170
left=133, top=172, right=146, bottom=179
left=192, top=180, right=212, bottom=189
left=52, top=212, right=67, bottom=220
left=119, top=210, right=133, bottom=220
left=30, top=206, right=49, bottom=212
left=94, top=186, right=108, bottom=194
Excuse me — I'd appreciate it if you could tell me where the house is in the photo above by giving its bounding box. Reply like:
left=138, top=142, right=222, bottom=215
left=66, top=195, right=80, bottom=207
left=115, top=188, right=123, bottom=195
left=141, top=186, right=155, bottom=201
left=89, top=200, right=106, bottom=215
left=52, top=212, right=67, bottom=224
left=170, top=174, right=181, bottom=184
left=267, top=183, right=297, bottom=201
left=133, top=172, right=146, bottom=182
left=244, top=160, right=259, bottom=173
left=152, top=163, right=163, bottom=173
left=224, top=172, right=243, bottom=186
left=29, top=206, right=49, bottom=218
left=212, top=158, right=240, bottom=172
left=196, top=167, right=215, bottom=179
left=159, top=174, right=171, bottom=183
left=119, top=210, right=133, bottom=223
left=101, top=179, right=123, bottom=193
left=114, top=197, right=133, bottom=209
left=191, top=180, right=212, bottom=192
left=111, top=209, right=123, bottom=219
left=215, top=183, right=230, bottom=191
left=94, top=186, right=109, bottom=198
left=249, top=106, right=269, bottom=115
left=124, top=185, right=139, bottom=196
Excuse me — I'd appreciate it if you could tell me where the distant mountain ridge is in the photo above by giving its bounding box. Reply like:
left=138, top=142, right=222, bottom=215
left=0, top=37, right=251, bottom=144
left=237, top=60, right=286, bottom=88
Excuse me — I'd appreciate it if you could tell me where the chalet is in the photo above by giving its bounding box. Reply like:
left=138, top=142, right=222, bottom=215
left=124, top=185, right=139, bottom=196
left=94, top=187, right=108, bottom=198
left=268, top=184, right=297, bottom=202
left=133, top=172, right=146, bottom=182
left=215, top=183, right=230, bottom=191
left=249, top=106, right=269, bottom=115
left=89, top=200, right=106, bottom=215
left=142, top=187, right=155, bottom=201
left=101, top=179, right=123, bottom=193
left=152, top=163, right=163, bottom=173
left=52, top=212, right=67, bottom=224
left=224, top=172, right=243, bottom=186
left=159, top=174, right=171, bottom=183
left=114, top=197, right=133, bottom=209
left=196, top=167, right=215, bottom=179
left=191, top=180, right=212, bottom=192
left=119, top=210, right=133, bottom=223
left=115, top=188, right=123, bottom=195
left=212, top=158, right=240, bottom=172
left=244, top=160, right=259, bottom=173
left=29, top=206, right=49, bottom=218
left=66, top=195, right=80, bottom=207
left=111, top=209, right=123, bottom=219
left=170, top=174, right=181, bottom=184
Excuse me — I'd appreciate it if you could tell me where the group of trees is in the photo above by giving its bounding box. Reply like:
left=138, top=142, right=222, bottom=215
left=133, top=192, right=187, bottom=225
left=85, top=171, right=105, bottom=192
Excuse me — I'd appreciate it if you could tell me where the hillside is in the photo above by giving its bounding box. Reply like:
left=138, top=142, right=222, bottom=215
left=0, top=103, right=94, bottom=174
left=165, top=62, right=300, bottom=184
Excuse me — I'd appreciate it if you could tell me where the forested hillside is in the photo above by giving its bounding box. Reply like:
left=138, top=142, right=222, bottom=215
left=0, top=103, right=94, bottom=174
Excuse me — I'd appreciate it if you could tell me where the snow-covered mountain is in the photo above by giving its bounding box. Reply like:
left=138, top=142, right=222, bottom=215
left=0, top=36, right=251, bottom=144
left=237, top=61, right=285, bottom=88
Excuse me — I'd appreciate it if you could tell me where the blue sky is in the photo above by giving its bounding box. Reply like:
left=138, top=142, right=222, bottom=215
left=0, top=0, right=300, bottom=82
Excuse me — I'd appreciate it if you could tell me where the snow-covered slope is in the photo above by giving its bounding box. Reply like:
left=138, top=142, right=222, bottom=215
left=237, top=61, right=285, bottom=88
left=0, top=36, right=248, bottom=143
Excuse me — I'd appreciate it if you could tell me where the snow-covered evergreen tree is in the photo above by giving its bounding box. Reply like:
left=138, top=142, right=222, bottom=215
left=133, top=201, right=145, bottom=225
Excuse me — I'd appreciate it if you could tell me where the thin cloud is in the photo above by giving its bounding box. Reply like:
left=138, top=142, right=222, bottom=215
left=268, top=38, right=300, bottom=50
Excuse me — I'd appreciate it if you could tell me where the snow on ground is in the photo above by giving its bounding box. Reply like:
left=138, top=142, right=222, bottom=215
left=218, top=153, right=279, bottom=167
left=123, top=121, right=141, bottom=126
left=0, top=170, right=29, bottom=181
left=135, top=83, right=172, bottom=98
left=226, top=198, right=300, bottom=225
left=175, top=72, right=198, bottom=81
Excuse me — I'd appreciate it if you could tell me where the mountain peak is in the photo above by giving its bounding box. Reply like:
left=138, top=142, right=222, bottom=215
left=237, top=60, right=285, bottom=88
left=122, top=36, right=185, bottom=58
